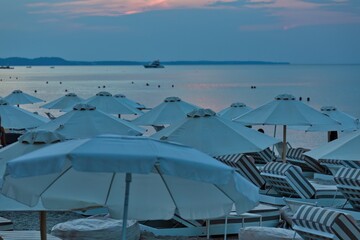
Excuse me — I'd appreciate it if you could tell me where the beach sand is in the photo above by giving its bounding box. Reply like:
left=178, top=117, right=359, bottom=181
left=0, top=211, right=237, bottom=239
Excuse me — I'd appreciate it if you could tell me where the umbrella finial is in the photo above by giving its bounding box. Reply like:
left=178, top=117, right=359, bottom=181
left=230, top=102, right=246, bottom=108
left=164, top=97, right=181, bottom=102
left=73, top=104, right=96, bottom=111
left=187, top=108, right=216, bottom=118
left=275, top=94, right=296, bottom=101
left=96, top=91, right=112, bottom=97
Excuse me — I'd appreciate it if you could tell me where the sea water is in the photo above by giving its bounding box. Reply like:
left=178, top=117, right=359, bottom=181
left=0, top=64, right=359, bottom=149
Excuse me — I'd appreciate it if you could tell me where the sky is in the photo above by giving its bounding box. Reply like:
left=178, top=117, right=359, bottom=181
left=1, top=0, right=360, bottom=64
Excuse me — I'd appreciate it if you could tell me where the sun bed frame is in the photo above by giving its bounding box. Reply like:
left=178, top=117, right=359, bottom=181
left=292, top=205, right=360, bottom=240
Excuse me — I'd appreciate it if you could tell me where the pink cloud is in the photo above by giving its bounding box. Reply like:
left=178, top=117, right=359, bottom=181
left=27, top=0, right=222, bottom=16
left=27, top=0, right=360, bottom=30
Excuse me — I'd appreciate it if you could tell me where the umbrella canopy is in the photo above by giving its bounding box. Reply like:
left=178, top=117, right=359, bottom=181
left=78, top=92, right=142, bottom=115
left=234, top=94, right=339, bottom=160
left=305, top=130, right=360, bottom=161
left=40, top=93, right=84, bottom=110
left=0, top=99, right=49, bottom=129
left=2, top=135, right=259, bottom=239
left=302, top=106, right=359, bottom=132
left=0, top=129, right=66, bottom=180
left=37, top=104, right=145, bottom=139
left=113, top=94, right=147, bottom=110
left=3, top=90, right=44, bottom=105
left=132, top=96, right=200, bottom=126
left=152, top=108, right=280, bottom=156
left=218, top=102, right=252, bottom=120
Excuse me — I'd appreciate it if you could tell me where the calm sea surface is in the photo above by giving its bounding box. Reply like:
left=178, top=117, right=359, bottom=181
left=0, top=64, right=359, bottom=149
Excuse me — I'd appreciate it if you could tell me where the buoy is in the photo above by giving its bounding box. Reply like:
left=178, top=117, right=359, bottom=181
left=307, top=97, right=310, bottom=101
left=34, top=90, right=37, bottom=93
left=158, top=85, right=160, bottom=88
left=131, top=81, right=134, bottom=84
left=146, top=83, right=149, bottom=86
left=46, top=81, right=48, bottom=84
left=65, top=89, right=68, bottom=92
left=299, top=97, right=302, bottom=101
left=172, top=84, right=174, bottom=88
left=60, top=82, right=62, bottom=84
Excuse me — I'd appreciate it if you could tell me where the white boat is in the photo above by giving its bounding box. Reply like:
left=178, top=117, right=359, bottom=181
left=143, top=60, right=164, bottom=68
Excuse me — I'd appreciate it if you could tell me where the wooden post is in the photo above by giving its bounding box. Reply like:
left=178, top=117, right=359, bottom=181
left=282, top=125, right=287, bottom=162
left=39, top=211, right=47, bottom=240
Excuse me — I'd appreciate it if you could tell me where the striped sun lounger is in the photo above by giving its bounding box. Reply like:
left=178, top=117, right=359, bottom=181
left=286, top=147, right=327, bottom=173
left=260, top=162, right=343, bottom=200
left=319, top=159, right=346, bottom=175
left=246, top=147, right=278, bottom=164
left=342, top=160, right=360, bottom=169
left=292, top=205, right=360, bottom=240
left=214, top=154, right=266, bottom=189
left=334, top=167, right=360, bottom=210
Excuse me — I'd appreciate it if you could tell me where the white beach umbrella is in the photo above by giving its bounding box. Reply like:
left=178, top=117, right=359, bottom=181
left=3, top=89, right=44, bottom=106
left=218, top=102, right=253, bottom=121
left=36, top=104, right=145, bottom=139
left=40, top=93, right=84, bottom=110
left=300, top=106, right=359, bottom=132
left=113, top=94, right=147, bottom=110
left=305, top=130, right=360, bottom=161
left=0, top=99, right=49, bottom=129
left=0, top=130, right=66, bottom=177
left=0, top=130, right=67, bottom=239
left=132, top=96, right=200, bottom=127
left=79, top=91, right=142, bottom=115
left=2, top=135, right=259, bottom=240
left=234, top=94, right=339, bottom=160
left=152, top=108, right=280, bottom=156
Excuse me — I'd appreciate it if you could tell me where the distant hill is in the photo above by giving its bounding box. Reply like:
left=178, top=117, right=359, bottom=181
left=0, top=57, right=289, bottom=66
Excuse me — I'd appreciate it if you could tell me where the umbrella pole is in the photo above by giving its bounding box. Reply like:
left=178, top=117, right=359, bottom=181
left=39, top=211, right=47, bottom=240
left=282, top=125, right=287, bottom=162
left=121, top=173, right=132, bottom=240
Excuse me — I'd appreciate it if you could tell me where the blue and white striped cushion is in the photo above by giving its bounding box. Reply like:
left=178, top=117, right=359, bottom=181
left=261, top=162, right=316, bottom=199
left=334, top=167, right=360, bottom=210
left=215, top=154, right=266, bottom=189
left=292, top=205, right=360, bottom=240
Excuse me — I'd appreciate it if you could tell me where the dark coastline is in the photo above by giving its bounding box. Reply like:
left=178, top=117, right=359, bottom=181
left=0, top=57, right=290, bottom=66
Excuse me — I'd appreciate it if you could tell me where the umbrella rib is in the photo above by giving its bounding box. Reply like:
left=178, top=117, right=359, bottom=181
left=39, top=165, right=72, bottom=197
left=104, top=172, right=116, bottom=205
left=213, top=184, right=237, bottom=204
left=154, top=165, right=180, bottom=214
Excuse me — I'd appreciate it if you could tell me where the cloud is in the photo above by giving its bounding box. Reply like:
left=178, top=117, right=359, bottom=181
left=27, top=0, right=227, bottom=16
left=27, top=0, right=360, bottom=30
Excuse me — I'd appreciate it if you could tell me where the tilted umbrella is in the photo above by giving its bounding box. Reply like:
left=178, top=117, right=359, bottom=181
left=36, top=104, right=145, bottom=139
left=4, top=90, right=44, bottom=106
left=234, top=94, right=339, bottom=161
left=113, top=94, right=147, bottom=110
left=2, top=135, right=259, bottom=240
left=305, top=130, right=360, bottom=161
left=40, top=93, right=84, bottom=110
left=218, top=102, right=252, bottom=121
left=152, top=108, right=280, bottom=156
left=132, top=96, right=200, bottom=129
left=0, top=99, right=49, bottom=130
left=0, top=130, right=66, bottom=240
left=0, top=129, right=66, bottom=177
left=80, top=91, right=142, bottom=115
